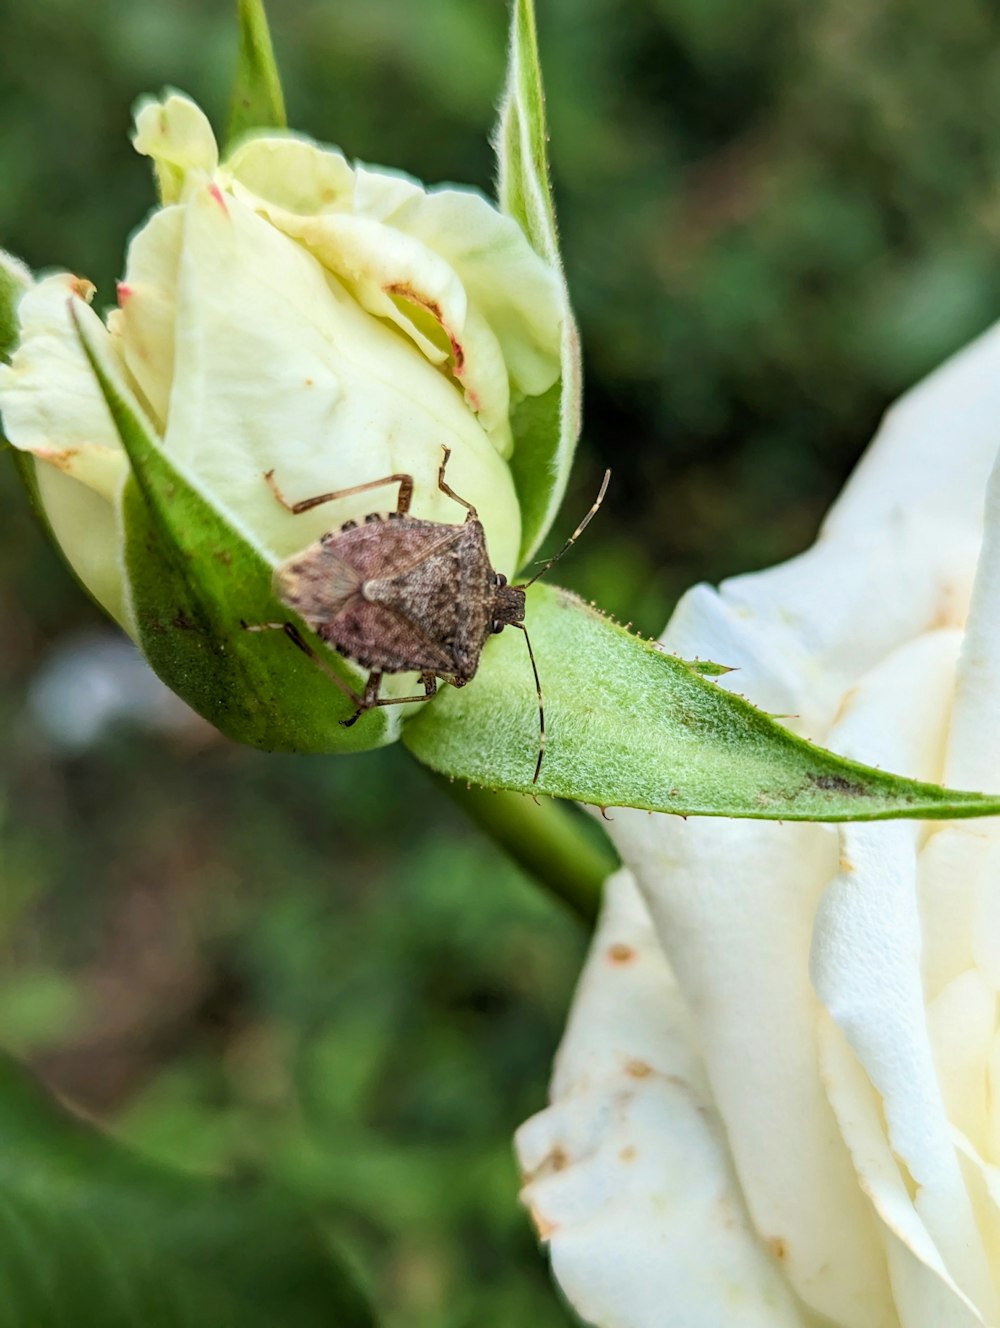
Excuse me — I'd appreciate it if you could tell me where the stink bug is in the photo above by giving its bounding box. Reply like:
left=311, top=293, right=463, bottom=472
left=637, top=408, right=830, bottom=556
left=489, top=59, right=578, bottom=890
left=245, top=447, right=608, bottom=783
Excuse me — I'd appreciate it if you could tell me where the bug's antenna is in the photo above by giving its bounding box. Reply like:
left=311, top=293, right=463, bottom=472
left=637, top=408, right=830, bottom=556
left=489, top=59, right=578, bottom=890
left=511, top=622, right=545, bottom=784
left=521, top=469, right=611, bottom=588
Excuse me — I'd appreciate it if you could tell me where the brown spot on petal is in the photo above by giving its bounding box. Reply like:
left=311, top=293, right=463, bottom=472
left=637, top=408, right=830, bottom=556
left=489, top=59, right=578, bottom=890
left=625, top=1058, right=652, bottom=1079
left=527, top=1202, right=558, bottom=1242
left=69, top=276, right=96, bottom=303
left=384, top=281, right=465, bottom=372
left=35, top=446, right=80, bottom=473
left=607, top=942, right=636, bottom=965
left=548, top=1146, right=569, bottom=1171
left=767, top=1236, right=788, bottom=1261
left=839, top=854, right=855, bottom=874
left=714, top=1196, right=739, bottom=1230
left=619, top=1145, right=637, bottom=1163
left=520, top=1144, right=570, bottom=1187
left=929, top=585, right=965, bottom=631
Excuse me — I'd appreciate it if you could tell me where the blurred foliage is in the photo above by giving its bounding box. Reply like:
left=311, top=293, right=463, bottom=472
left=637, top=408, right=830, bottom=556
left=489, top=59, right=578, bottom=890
left=0, top=1054, right=375, bottom=1327
left=3, top=0, right=1000, bottom=1322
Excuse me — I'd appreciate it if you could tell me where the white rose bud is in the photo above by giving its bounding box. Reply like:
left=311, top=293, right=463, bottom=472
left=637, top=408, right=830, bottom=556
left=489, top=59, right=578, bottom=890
left=0, top=93, right=568, bottom=752
left=517, top=322, right=1000, bottom=1325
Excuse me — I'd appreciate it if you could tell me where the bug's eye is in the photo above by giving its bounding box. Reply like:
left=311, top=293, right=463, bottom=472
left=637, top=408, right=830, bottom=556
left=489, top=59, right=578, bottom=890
left=495, top=572, right=507, bottom=588
left=492, top=620, right=504, bottom=634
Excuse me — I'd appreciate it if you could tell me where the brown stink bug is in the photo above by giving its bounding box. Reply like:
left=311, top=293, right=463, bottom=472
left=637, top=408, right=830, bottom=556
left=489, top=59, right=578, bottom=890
left=245, top=447, right=609, bottom=783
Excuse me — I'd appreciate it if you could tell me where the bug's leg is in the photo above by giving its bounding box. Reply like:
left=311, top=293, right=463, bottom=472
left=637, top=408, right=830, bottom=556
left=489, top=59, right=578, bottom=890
left=264, top=470, right=415, bottom=517
left=340, top=671, right=383, bottom=727
left=435, top=445, right=479, bottom=523
left=242, top=619, right=366, bottom=709
left=350, top=671, right=441, bottom=717
left=343, top=672, right=442, bottom=726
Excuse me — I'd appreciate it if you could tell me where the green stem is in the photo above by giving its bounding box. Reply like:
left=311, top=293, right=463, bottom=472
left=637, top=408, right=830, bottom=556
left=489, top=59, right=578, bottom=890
left=436, top=778, right=618, bottom=924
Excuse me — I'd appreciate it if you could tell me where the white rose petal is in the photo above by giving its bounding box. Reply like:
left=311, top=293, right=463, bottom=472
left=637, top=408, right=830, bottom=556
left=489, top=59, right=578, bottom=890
left=132, top=92, right=218, bottom=203
left=517, top=871, right=809, bottom=1328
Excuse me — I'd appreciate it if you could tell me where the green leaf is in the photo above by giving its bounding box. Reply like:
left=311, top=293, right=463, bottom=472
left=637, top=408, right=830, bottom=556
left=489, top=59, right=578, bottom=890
left=404, top=583, right=1000, bottom=821
left=0, top=1055, right=375, bottom=1328
left=225, top=0, right=287, bottom=151
left=71, top=306, right=399, bottom=755
left=494, top=0, right=582, bottom=565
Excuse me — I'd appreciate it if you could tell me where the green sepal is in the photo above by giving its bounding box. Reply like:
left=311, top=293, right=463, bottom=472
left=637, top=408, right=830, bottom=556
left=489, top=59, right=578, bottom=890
left=404, top=583, right=1000, bottom=821
left=226, top=0, right=287, bottom=151
left=0, top=1055, right=374, bottom=1328
left=0, top=250, right=32, bottom=364
left=71, top=306, right=397, bottom=754
left=494, top=0, right=581, bottom=565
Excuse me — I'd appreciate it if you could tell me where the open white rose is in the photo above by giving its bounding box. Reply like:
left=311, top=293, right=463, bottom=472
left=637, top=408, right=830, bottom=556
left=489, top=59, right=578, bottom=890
left=516, top=321, right=1000, bottom=1326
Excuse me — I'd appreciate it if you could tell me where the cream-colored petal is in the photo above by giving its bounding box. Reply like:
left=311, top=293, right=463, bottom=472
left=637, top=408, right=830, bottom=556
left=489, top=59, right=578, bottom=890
left=973, top=844, right=1000, bottom=992
left=926, top=970, right=996, bottom=1157
left=918, top=826, right=992, bottom=1000
left=224, top=133, right=357, bottom=213
left=819, top=1018, right=986, bottom=1328
left=33, top=461, right=130, bottom=632
left=812, top=632, right=998, bottom=1318
left=516, top=872, right=809, bottom=1328
left=132, top=92, right=219, bottom=204
left=111, top=206, right=185, bottom=429
left=237, top=146, right=563, bottom=401
left=162, top=180, right=520, bottom=576
left=988, top=1032, right=1000, bottom=1170
left=361, top=178, right=563, bottom=398
left=238, top=199, right=515, bottom=456
left=951, top=1133, right=1000, bottom=1295
left=0, top=274, right=129, bottom=502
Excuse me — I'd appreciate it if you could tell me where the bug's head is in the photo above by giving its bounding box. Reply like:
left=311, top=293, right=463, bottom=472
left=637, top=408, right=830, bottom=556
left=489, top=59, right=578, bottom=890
left=491, top=573, right=526, bottom=632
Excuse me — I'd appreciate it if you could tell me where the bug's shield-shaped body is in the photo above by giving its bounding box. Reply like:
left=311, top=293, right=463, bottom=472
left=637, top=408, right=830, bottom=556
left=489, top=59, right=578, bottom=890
left=275, top=513, right=497, bottom=682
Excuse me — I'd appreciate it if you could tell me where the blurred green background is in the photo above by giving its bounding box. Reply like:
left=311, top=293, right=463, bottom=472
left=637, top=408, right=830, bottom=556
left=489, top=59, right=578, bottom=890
left=3, top=0, right=1000, bottom=1322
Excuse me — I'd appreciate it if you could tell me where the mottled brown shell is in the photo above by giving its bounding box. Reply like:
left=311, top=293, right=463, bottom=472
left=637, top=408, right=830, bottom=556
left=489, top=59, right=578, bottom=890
left=273, top=512, right=510, bottom=680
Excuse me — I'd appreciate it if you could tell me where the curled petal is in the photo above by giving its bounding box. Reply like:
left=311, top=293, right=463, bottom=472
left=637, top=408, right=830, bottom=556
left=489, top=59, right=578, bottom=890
left=133, top=92, right=219, bottom=203
left=109, top=207, right=186, bottom=430
left=0, top=274, right=129, bottom=503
